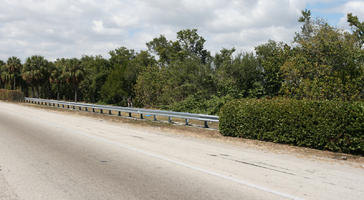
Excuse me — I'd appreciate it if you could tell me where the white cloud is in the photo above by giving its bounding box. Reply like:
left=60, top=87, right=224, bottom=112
left=0, top=0, right=344, bottom=61
left=336, top=1, right=364, bottom=29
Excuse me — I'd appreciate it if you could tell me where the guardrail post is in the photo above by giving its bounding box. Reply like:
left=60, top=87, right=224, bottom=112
left=168, top=116, right=172, bottom=123
left=204, top=121, right=209, bottom=128
left=140, top=114, right=144, bottom=119
left=109, top=110, right=112, bottom=115
left=85, top=107, right=88, bottom=111
left=72, top=105, right=75, bottom=110
left=79, top=106, right=82, bottom=111
left=118, top=111, right=121, bottom=116
left=129, top=112, right=132, bottom=117
left=153, top=115, right=157, bottom=121
left=100, top=109, right=103, bottom=114
left=185, top=119, right=189, bottom=126
left=92, top=108, right=95, bottom=112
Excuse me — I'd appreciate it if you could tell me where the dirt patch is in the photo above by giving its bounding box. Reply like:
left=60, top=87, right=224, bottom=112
left=19, top=102, right=364, bottom=167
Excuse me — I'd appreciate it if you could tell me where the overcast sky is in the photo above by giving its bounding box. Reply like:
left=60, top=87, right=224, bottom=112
left=0, top=0, right=363, bottom=61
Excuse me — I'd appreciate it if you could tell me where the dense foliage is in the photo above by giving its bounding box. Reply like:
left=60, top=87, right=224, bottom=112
left=0, top=11, right=363, bottom=115
left=219, top=98, right=364, bottom=154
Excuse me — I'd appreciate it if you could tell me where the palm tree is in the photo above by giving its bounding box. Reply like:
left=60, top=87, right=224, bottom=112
left=22, top=56, right=49, bottom=97
left=6, top=56, right=22, bottom=90
left=50, top=61, right=64, bottom=100
left=62, top=58, right=84, bottom=102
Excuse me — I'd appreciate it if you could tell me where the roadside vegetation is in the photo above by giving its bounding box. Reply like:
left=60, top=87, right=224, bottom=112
left=0, top=10, right=363, bottom=153
left=0, top=89, right=24, bottom=101
left=220, top=99, right=364, bottom=155
left=0, top=10, right=361, bottom=112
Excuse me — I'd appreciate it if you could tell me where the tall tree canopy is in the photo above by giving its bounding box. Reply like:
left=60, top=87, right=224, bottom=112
left=0, top=13, right=363, bottom=114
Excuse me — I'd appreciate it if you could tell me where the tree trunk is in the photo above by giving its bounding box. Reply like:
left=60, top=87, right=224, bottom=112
left=36, top=86, right=40, bottom=98
left=13, top=79, right=16, bottom=90
left=74, top=89, right=78, bottom=102
left=31, top=87, right=35, bottom=98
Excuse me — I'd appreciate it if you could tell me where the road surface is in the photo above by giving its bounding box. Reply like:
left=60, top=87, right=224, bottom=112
left=0, top=101, right=363, bottom=200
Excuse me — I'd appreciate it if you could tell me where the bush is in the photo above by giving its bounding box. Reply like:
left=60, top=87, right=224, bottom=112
left=0, top=89, right=24, bottom=101
left=219, top=98, right=364, bottom=155
left=165, top=95, right=234, bottom=115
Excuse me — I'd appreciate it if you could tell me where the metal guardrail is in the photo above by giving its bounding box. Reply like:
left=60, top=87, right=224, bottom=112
left=24, top=97, right=219, bottom=128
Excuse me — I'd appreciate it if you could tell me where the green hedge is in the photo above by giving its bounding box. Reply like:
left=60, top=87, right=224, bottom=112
left=219, top=98, right=364, bottom=155
left=0, top=89, right=24, bottom=101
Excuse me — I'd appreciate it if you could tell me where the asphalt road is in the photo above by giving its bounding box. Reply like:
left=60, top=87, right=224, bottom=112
left=0, top=102, right=363, bottom=200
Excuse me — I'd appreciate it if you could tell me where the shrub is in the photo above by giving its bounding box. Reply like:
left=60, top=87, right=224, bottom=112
left=166, top=95, right=234, bottom=115
left=219, top=98, right=364, bottom=155
left=0, top=89, right=24, bottom=101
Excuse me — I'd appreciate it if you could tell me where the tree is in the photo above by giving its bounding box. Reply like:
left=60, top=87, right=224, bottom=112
left=134, top=65, right=167, bottom=107
left=147, top=29, right=211, bottom=66
left=255, top=40, right=290, bottom=97
left=176, top=29, right=211, bottom=64
left=296, top=9, right=314, bottom=41
left=280, top=10, right=363, bottom=100
left=100, top=65, right=129, bottom=105
left=49, top=61, right=64, bottom=100
left=101, top=47, right=146, bottom=105
left=215, top=51, right=261, bottom=98
left=6, top=56, right=22, bottom=90
left=146, top=35, right=181, bottom=66
left=347, top=13, right=364, bottom=48
left=213, top=48, right=235, bottom=71
left=22, top=55, right=50, bottom=97
left=79, top=55, right=111, bottom=103
left=61, top=58, right=84, bottom=102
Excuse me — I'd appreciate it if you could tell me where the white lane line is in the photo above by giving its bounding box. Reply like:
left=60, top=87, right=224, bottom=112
left=62, top=127, right=303, bottom=200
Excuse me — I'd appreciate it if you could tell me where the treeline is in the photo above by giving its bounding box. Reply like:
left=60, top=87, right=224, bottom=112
left=0, top=10, right=363, bottom=114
